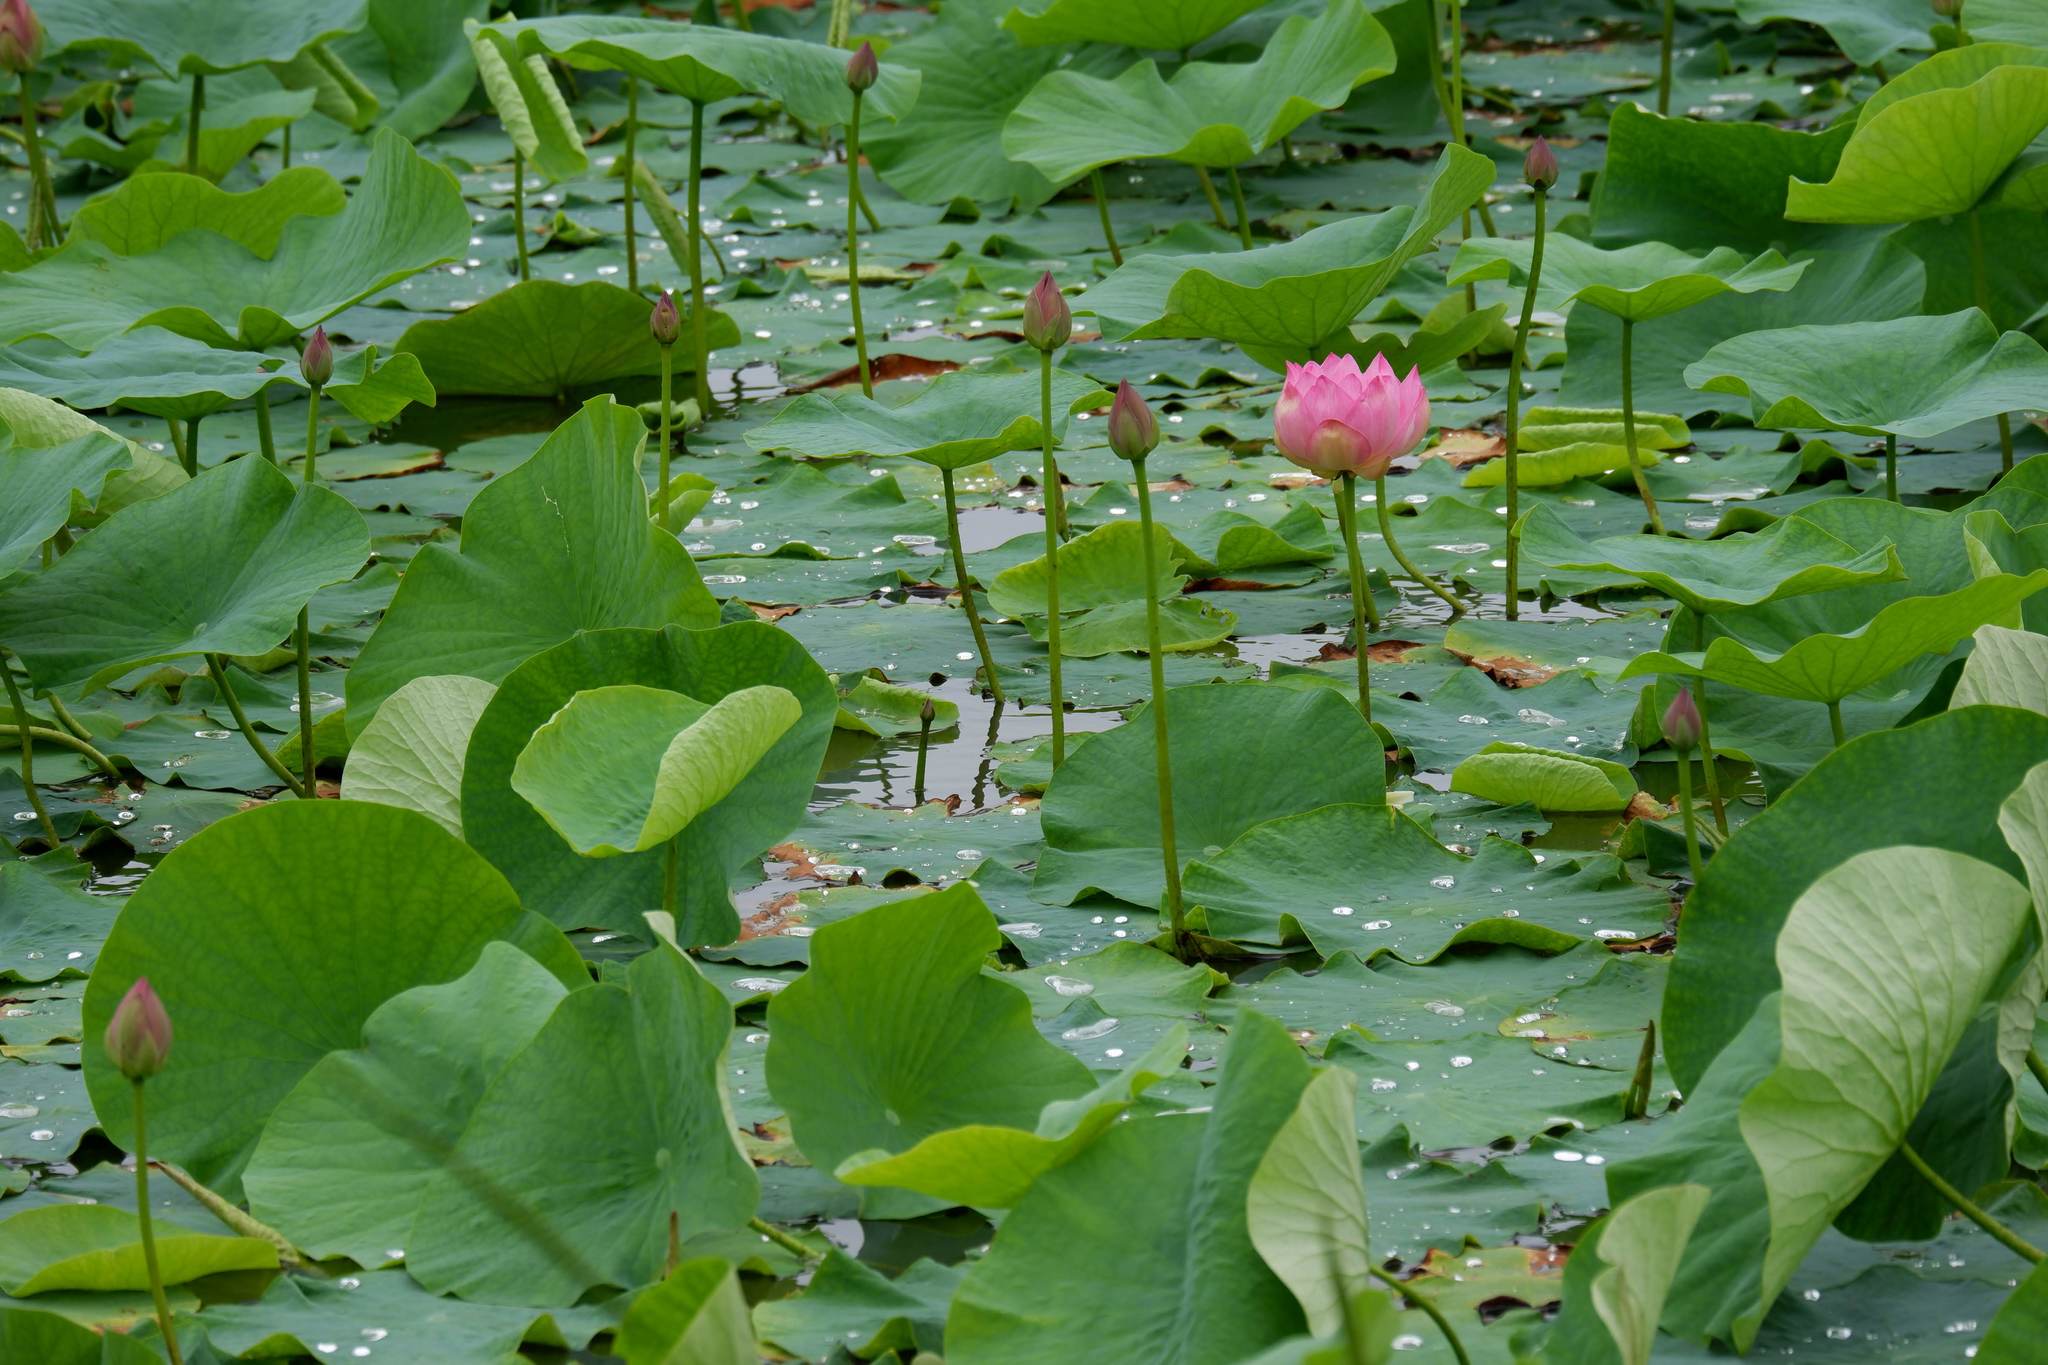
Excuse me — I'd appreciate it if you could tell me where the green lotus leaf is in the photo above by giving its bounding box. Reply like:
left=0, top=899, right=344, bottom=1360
left=43, top=0, right=369, bottom=75
left=1542, top=1184, right=1710, bottom=1365
left=1169, top=499, right=1335, bottom=575
left=0, top=1301, right=161, bottom=1363
left=475, top=16, right=920, bottom=127
left=0, top=1205, right=274, bottom=1296
left=615, top=1257, right=755, bottom=1365
left=1731, top=0, right=1934, bottom=67
left=1448, top=742, right=1638, bottom=813
left=269, top=40, right=381, bottom=132
left=1462, top=442, right=1657, bottom=489
left=0, top=454, right=368, bottom=694
left=746, top=368, right=1110, bottom=471
left=339, top=0, right=490, bottom=143
left=1079, top=144, right=1494, bottom=358
left=1002, top=0, right=1394, bottom=182
left=0, top=387, right=176, bottom=523
left=1516, top=407, right=1691, bottom=452
left=0, top=856, right=118, bottom=983
left=67, top=165, right=345, bottom=258
left=0, top=433, right=131, bottom=580
left=338, top=675, right=496, bottom=838
left=989, top=520, right=1183, bottom=619
left=80, top=800, right=584, bottom=1192
left=1020, top=597, right=1239, bottom=658
left=1981, top=1261, right=2048, bottom=1363
left=1972, top=0, right=2048, bottom=44
left=465, top=16, right=586, bottom=182
left=241, top=942, right=573, bottom=1267
left=1001, top=0, right=1272, bottom=50
left=1620, top=572, right=2048, bottom=705
left=753, top=1251, right=958, bottom=1362
left=408, top=944, right=757, bottom=1304
left=460, top=624, right=836, bottom=945
left=61, top=87, right=316, bottom=182
left=1786, top=48, right=2048, bottom=224
left=832, top=675, right=959, bottom=738
left=0, top=330, right=288, bottom=423
left=1518, top=504, right=1905, bottom=615
left=1954, top=624, right=2048, bottom=711
left=0, top=128, right=470, bottom=351
left=1449, top=236, right=1810, bottom=324
left=1036, top=683, right=1386, bottom=909
left=1245, top=1067, right=1369, bottom=1338
left=945, top=1012, right=1311, bottom=1362
left=321, top=345, right=437, bottom=426
left=1685, top=309, right=2048, bottom=439
left=346, top=396, right=717, bottom=738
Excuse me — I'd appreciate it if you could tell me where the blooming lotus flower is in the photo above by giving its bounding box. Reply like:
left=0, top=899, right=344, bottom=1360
left=0, top=0, right=40, bottom=75
left=105, top=977, right=172, bottom=1082
left=1272, top=353, right=1430, bottom=478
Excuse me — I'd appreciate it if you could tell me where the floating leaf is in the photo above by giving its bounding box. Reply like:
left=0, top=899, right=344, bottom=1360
left=1449, top=742, right=1637, bottom=813
left=0, top=1205, right=273, bottom=1296
left=1450, top=236, right=1809, bottom=324
left=747, top=368, right=1110, bottom=470
left=1731, top=0, right=1934, bottom=67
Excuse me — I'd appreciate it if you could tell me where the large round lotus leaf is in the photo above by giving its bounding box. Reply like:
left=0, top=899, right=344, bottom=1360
left=42, top=0, right=367, bottom=75
left=511, top=682, right=802, bottom=856
left=1002, top=0, right=1394, bottom=181
left=0, top=332, right=291, bottom=423
left=1973, top=0, right=2048, bottom=44
left=347, top=396, right=718, bottom=738
left=0, top=433, right=131, bottom=579
left=988, top=520, right=1182, bottom=618
left=80, top=800, right=584, bottom=1193
left=746, top=368, right=1109, bottom=471
left=1034, top=682, right=1386, bottom=909
left=475, top=16, right=920, bottom=126
left=241, top=942, right=572, bottom=1267
left=0, top=129, right=470, bottom=352
left=66, top=165, right=345, bottom=257
left=1686, top=310, right=2048, bottom=439
left=1449, top=237, right=1809, bottom=324
left=461, top=623, right=836, bottom=945
left=0, top=453, right=368, bottom=693
left=339, top=674, right=498, bottom=838
left=1001, top=0, right=1270, bottom=50
left=0, top=1205, right=275, bottom=1296
left=1732, top=0, right=1933, bottom=67
left=407, top=945, right=756, bottom=1305
left=1664, top=704, right=2048, bottom=1093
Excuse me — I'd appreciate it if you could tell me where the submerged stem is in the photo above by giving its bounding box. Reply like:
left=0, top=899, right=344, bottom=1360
left=1374, top=474, right=1462, bottom=615
left=1091, top=167, right=1123, bottom=266
left=1336, top=472, right=1374, bottom=722
left=846, top=92, right=872, bottom=399
left=205, top=655, right=307, bottom=799
left=1619, top=320, right=1666, bottom=535
left=1899, top=1140, right=2045, bottom=1264
left=1503, top=183, right=1548, bottom=620
left=1133, top=457, right=1190, bottom=962
left=1, top=650, right=58, bottom=846
left=941, top=468, right=1004, bottom=704
left=1039, top=352, right=1065, bottom=768
left=914, top=707, right=932, bottom=803
left=132, top=1084, right=186, bottom=1365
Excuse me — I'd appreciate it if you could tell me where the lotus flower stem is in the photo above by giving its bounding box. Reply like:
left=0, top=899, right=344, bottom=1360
left=687, top=99, right=713, bottom=417
left=1090, top=168, right=1123, bottom=266
left=1431, top=0, right=1496, bottom=236
left=130, top=1083, right=185, bottom=1365
left=1364, top=1262, right=1470, bottom=1365
left=914, top=698, right=933, bottom=802
left=845, top=90, right=873, bottom=398
left=1336, top=473, right=1375, bottom=721
left=1622, top=1019, right=1658, bottom=1119
left=1688, top=617, right=1730, bottom=834
left=1036, top=356, right=1068, bottom=764
left=1193, top=166, right=1230, bottom=233
left=1374, top=475, right=1462, bottom=615
left=1884, top=432, right=1898, bottom=502
left=1825, top=700, right=1845, bottom=749
left=940, top=467, right=1004, bottom=704
left=150, top=1158, right=304, bottom=1267
left=294, top=382, right=322, bottom=797
left=853, top=176, right=883, bottom=235
left=511, top=146, right=530, bottom=283
left=1, top=649, right=57, bottom=846
left=281, top=123, right=290, bottom=169
left=0, top=723, right=117, bottom=780
left=204, top=654, right=307, bottom=799
left=657, top=341, right=675, bottom=528
left=1967, top=208, right=2017, bottom=477
left=183, top=72, right=203, bottom=176
left=43, top=691, right=92, bottom=744
left=748, top=1216, right=816, bottom=1261
left=623, top=77, right=639, bottom=293
left=1674, top=758, right=1704, bottom=885
left=180, top=416, right=200, bottom=477
left=1504, top=181, right=1548, bottom=619
left=1657, top=0, right=1676, bottom=114
left=1898, top=1140, right=2044, bottom=1263
left=253, top=389, right=277, bottom=464
left=16, top=78, right=56, bottom=248
left=1618, top=320, right=1667, bottom=535
left=1132, top=456, right=1191, bottom=961
left=1226, top=165, right=1253, bottom=250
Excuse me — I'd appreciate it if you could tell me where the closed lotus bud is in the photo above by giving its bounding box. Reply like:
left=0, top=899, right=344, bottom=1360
left=1931, top=0, right=1961, bottom=16
left=1523, top=137, right=1559, bottom=191
left=299, top=326, right=333, bottom=389
left=650, top=290, right=680, bottom=347
left=1020, top=271, right=1070, bottom=353
left=919, top=697, right=936, bottom=725
left=0, top=0, right=41, bottom=75
left=105, top=978, right=172, bottom=1083
left=1107, top=380, right=1159, bottom=462
left=1662, top=686, right=1702, bottom=754
left=845, top=41, right=879, bottom=94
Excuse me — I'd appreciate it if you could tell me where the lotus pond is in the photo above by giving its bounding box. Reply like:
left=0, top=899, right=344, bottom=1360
left=5, top=0, right=2048, bottom=1361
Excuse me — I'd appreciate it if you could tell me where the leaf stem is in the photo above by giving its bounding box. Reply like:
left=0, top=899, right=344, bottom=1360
left=1689, top=615, right=1730, bottom=834
left=914, top=706, right=931, bottom=803
left=1336, top=472, right=1374, bottom=722
left=687, top=99, right=712, bottom=417
left=1040, top=353, right=1065, bottom=767
left=941, top=468, right=1004, bottom=704
left=1133, top=457, right=1190, bottom=962
left=1365, top=1263, right=1470, bottom=1365
left=204, top=655, right=307, bottom=799
left=295, top=385, right=322, bottom=797
left=1826, top=700, right=1846, bottom=749
left=150, top=1159, right=304, bottom=1268
left=846, top=92, right=872, bottom=398
left=0, top=724, right=119, bottom=781
left=1674, top=757, right=1704, bottom=885
left=253, top=388, right=277, bottom=465
left=1193, top=166, right=1230, bottom=232
left=181, top=415, right=200, bottom=478
left=1966, top=207, right=2016, bottom=477
left=623, top=77, right=639, bottom=293
left=1884, top=431, right=1898, bottom=503
left=1619, top=320, right=1665, bottom=535
left=512, top=146, right=530, bottom=283
left=1899, top=1140, right=2045, bottom=1263
left=662, top=835, right=679, bottom=920
left=1226, top=165, right=1253, bottom=250
left=1374, top=475, right=1462, bottom=615
left=657, top=342, right=675, bottom=528
left=2028, top=1046, right=2048, bottom=1094
left=747, top=1216, right=817, bottom=1261
left=17, top=77, right=58, bottom=248
left=1, top=649, right=58, bottom=846
left=1657, top=0, right=1676, bottom=115
left=1623, top=1019, right=1658, bottom=1120
left=1503, top=183, right=1547, bottom=620
left=1091, top=167, right=1123, bottom=266
left=183, top=72, right=204, bottom=177
left=132, top=1083, right=186, bottom=1365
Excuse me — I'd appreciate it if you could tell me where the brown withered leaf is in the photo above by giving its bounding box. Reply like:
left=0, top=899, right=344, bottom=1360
left=793, top=353, right=959, bottom=392
left=1421, top=428, right=1505, bottom=469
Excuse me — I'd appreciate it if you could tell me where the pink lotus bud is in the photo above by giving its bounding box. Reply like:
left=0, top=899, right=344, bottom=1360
left=0, top=0, right=42, bottom=75
left=1523, top=137, right=1559, bottom=191
left=1107, top=380, right=1158, bottom=462
left=1662, top=687, right=1702, bottom=754
left=300, top=327, right=333, bottom=389
left=1020, top=272, right=1070, bottom=353
left=105, top=978, right=172, bottom=1083
left=650, top=290, right=680, bottom=347
left=845, top=42, right=879, bottom=95
left=1272, top=353, right=1430, bottom=478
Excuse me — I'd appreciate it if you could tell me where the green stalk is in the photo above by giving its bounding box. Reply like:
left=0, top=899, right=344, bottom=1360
left=1332, top=479, right=1382, bottom=632
left=1623, top=1020, right=1658, bottom=1120
left=17, top=78, right=58, bottom=249
left=0, top=724, right=118, bottom=781
left=181, top=416, right=200, bottom=478
left=1657, top=0, right=1676, bottom=115
left=730, top=0, right=754, bottom=31
left=1689, top=615, right=1730, bottom=834
left=294, top=385, right=321, bottom=797
left=846, top=91, right=873, bottom=398
left=748, top=1216, right=817, bottom=1262
left=854, top=173, right=883, bottom=234
left=1226, top=165, right=1253, bottom=250
left=623, top=77, right=639, bottom=293
left=1364, top=1263, right=1470, bottom=1365
left=1826, top=700, right=1846, bottom=748
left=1132, top=457, right=1190, bottom=962
left=1193, top=166, right=1230, bottom=232
left=281, top=123, right=291, bottom=169
left=1336, top=472, right=1374, bottom=721
left=941, top=467, right=1004, bottom=704
left=1503, top=182, right=1548, bottom=620
left=1899, top=1140, right=2044, bottom=1263
left=512, top=146, right=530, bottom=283
left=1619, top=319, right=1666, bottom=534
left=183, top=73, right=204, bottom=176
left=1, top=650, right=58, bottom=847
left=657, top=341, right=675, bottom=528
left=205, top=655, right=307, bottom=799
left=1090, top=167, right=1123, bottom=266
left=687, top=99, right=712, bottom=417
left=150, top=1159, right=305, bottom=1267
left=1884, top=431, right=1898, bottom=502
left=1039, top=352, right=1066, bottom=767
left=1437, top=0, right=1496, bottom=235
left=1375, top=474, right=1462, bottom=614
left=165, top=418, right=187, bottom=474
left=131, top=1083, right=185, bottom=1365
left=253, top=389, right=276, bottom=464
left=1968, top=207, right=2017, bottom=477
left=1674, top=756, right=1704, bottom=885
left=914, top=704, right=932, bottom=803
left=41, top=692, right=92, bottom=745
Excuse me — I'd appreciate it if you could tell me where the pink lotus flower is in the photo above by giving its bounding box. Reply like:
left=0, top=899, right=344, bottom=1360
left=1272, top=353, right=1430, bottom=478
